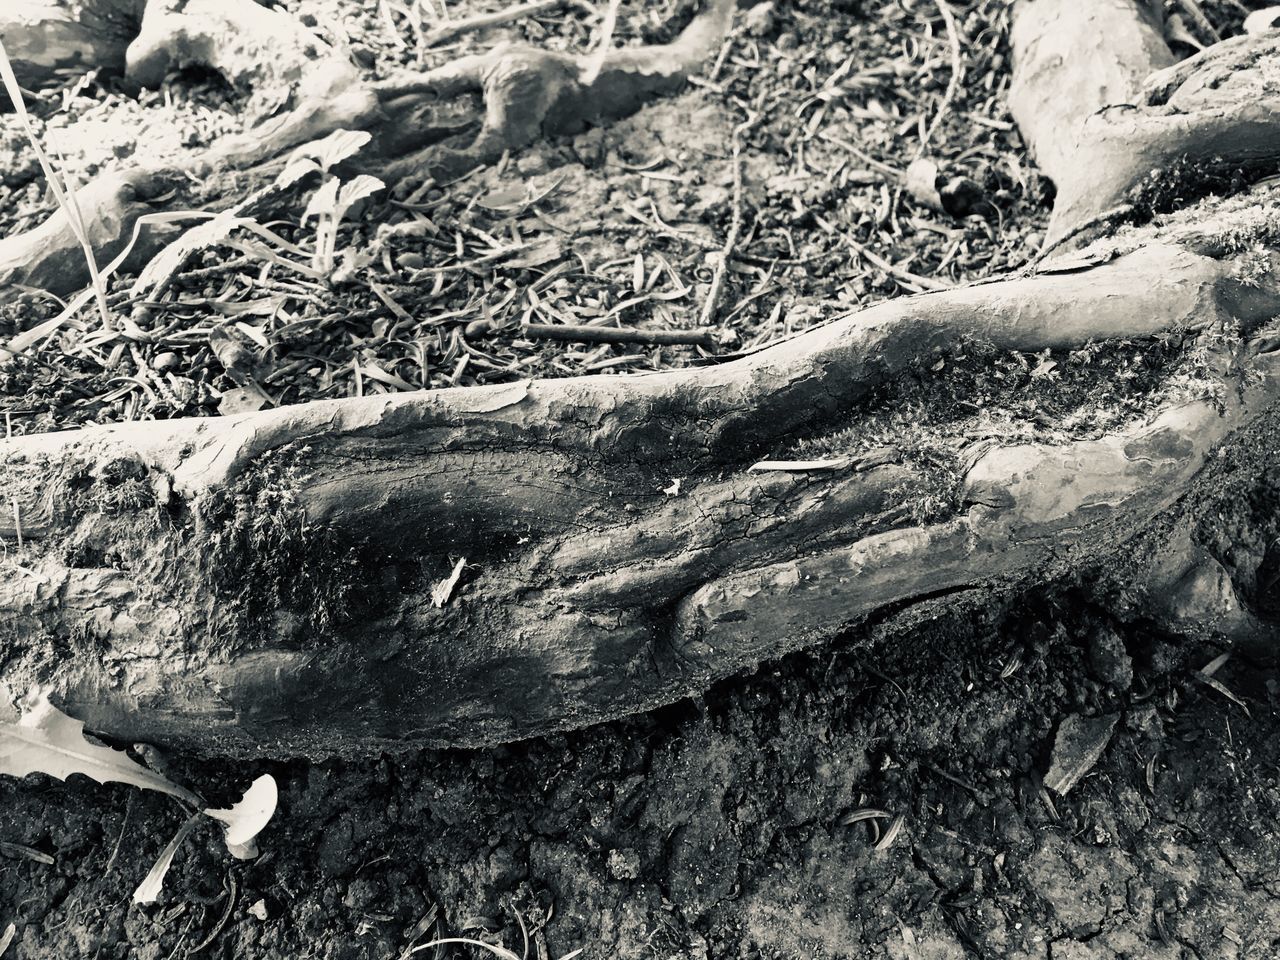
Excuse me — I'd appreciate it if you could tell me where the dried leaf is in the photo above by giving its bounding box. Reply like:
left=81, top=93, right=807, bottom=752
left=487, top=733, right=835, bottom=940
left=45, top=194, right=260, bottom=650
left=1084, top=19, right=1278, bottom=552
left=0, top=922, right=13, bottom=958
left=1199, top=651, right=1231, bottom=677
left=204, top=774, right=278, bottom=860
left=505, top=239, right=564, bottom=270
left=0, top=689, right=201, bottom=806
left=132, top=813, right=201, bottom=905
left=0, top=840, right=54, bottom=865
left=209, top=328, right=258, bottom=386
left=905, top=157, right=944, bottom=212
left=1045, top=712, right=1118, bottom=795
left=838, top=808, right=889, bottom=826
left=134, top=211, right=246, bottom=296
left=874, top=813, right=905, bottom=851
left=749, top=458, right=851, bottom=472
left=1194, top=671, right=1251, bottom=715
left=431, top=558, right=467, bottom=608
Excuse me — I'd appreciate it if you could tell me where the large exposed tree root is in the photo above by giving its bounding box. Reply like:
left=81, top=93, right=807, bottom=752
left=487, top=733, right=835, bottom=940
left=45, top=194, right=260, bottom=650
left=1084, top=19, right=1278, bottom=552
left=3, top=216, right=1278, bottom=755
left=1011, top=0, right=1280, bottom=250
left=2, top=0, right=1280, bottom=755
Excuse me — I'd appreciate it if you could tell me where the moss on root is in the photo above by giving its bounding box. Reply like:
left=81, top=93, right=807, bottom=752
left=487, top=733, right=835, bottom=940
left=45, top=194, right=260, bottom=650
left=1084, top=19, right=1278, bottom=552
left=196, top=446, right=367, bottom=647
left=784, top=330, right=1225, bottom=525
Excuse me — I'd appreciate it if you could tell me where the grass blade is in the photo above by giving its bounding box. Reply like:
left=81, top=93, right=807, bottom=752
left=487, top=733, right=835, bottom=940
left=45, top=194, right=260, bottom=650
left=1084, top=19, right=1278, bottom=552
left=0, top=37, right=110, bottom=327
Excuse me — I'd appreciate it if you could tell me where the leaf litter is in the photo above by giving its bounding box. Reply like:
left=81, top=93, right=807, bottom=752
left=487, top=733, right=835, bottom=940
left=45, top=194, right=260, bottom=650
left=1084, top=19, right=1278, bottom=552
left=0, top=689, right=278, bottom=904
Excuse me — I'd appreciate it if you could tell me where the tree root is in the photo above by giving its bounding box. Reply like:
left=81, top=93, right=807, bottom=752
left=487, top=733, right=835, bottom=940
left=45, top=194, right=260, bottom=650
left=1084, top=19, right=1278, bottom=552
left=1010, top=0, right=1280, bottom=251
left=0, top=0, right=145, bottom=94
left=3, top=0, right=1280, bottom=755
left=3, top=207, right=1278, bottom=754
left=0, top=0, right=733, bottom=305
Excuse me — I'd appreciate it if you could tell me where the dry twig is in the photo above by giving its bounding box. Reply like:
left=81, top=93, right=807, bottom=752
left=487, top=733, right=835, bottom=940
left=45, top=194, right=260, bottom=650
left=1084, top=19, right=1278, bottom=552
left=423, top=0, right=570, bottom=46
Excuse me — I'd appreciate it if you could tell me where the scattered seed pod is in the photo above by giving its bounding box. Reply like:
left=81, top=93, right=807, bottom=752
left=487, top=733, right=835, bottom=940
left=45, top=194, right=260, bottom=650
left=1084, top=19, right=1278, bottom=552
left=940, top=176, right=986, bottom=217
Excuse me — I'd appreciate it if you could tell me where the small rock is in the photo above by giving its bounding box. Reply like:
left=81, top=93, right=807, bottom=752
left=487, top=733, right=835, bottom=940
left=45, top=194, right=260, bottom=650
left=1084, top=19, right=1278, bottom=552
left=1087, top=626, right=1133, bottom=690
left=248, top=899, right=269, bottom=921
left=516, top=152, right=548, bottom=176
left=744, top=1, right=776, bottom=36
left=397, top=251, right=425, bottom=270
left=1244, top=6, right=1280, bottom=34
left=1045, top=713, right=1119, bottom=796
left=607, top=848, right=641, bottom=881
left=152, top=351, right=180, bottom=373
left=573, top=127, right=608, bottom=168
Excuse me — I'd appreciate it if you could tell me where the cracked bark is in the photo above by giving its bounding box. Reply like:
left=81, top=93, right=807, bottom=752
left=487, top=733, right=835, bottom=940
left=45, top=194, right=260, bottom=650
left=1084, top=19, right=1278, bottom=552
left=2, top=0, right=1280, bottom=755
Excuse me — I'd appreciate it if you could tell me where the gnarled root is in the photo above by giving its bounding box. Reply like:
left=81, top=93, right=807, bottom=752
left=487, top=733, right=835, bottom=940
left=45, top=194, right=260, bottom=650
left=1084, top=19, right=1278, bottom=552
left=1010, top=0, right=1280, bottom=251
left=0, top=0, right=733, bottom=300
left=3, top=0, right=1280, bottom=755
left=3, top=210, right=1278, bottom=755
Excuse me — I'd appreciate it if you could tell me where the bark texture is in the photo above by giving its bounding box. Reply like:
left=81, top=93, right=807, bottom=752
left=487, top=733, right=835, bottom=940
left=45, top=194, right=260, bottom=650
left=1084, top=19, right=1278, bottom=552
left=2, top=0, right=1280, bottom=755
left=3, top=227, right=1279, bottom=754
left=0, top=0, right=144, bottom=93
left=1011, top=0, right=1280, bottom=250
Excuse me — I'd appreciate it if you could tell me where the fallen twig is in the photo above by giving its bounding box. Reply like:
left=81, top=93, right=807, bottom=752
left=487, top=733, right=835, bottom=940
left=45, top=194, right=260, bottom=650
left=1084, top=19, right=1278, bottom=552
left=471, top=319, right=719, bottom=347
left=814, top=215, right=953, bottom=292
left=917, top=0, right=963, bottom=155
left=698, top=133, right=744, bottom=327
left=700, top=112, right=761, bottom=327
left=423, top=0, right=568, bottom=46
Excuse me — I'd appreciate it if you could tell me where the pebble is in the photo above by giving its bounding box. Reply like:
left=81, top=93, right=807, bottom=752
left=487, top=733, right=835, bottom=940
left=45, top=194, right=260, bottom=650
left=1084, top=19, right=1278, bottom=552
left=1087, top=625, right=1133, bottom=690
left=152, top=351, right=180, bottom=373
left=607, top=848, right=641, bottom=881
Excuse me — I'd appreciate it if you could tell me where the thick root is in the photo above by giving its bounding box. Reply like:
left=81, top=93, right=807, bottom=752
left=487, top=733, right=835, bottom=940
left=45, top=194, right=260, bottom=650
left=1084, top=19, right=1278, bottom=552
left=1010, top=0, right=1280, bottom=250
left=3, top=217, right=1277, bottom=755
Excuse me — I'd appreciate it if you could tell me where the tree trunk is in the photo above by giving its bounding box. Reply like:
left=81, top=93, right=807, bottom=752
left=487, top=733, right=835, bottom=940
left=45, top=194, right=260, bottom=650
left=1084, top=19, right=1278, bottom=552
left=3, top=0, right=1280, bottom=756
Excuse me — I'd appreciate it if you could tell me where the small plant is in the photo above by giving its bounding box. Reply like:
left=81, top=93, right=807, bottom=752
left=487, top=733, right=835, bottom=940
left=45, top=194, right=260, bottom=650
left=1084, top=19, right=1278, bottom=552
left=1, top=688, right=278, bottom=904
left=277, top=129, right=385, bottom=277
left=302, top=172, right=385, bottom=275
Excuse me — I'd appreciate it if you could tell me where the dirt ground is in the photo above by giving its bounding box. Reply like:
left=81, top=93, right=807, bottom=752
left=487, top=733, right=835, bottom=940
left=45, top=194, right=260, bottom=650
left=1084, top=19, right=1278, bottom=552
left=4, top=591, right=1279, bottom=959
left=4, top=0, right=1280, bottom=957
